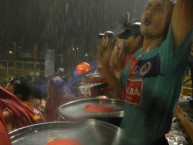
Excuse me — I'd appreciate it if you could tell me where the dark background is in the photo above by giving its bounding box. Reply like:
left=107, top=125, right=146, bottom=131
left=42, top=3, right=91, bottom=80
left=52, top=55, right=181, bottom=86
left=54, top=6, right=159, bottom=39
left=0, top=0, right=147, bottom=69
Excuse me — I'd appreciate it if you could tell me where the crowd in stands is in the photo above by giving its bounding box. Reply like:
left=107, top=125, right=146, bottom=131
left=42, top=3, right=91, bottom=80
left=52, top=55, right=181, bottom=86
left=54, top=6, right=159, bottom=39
left=0, top=74, right=79, bottom=141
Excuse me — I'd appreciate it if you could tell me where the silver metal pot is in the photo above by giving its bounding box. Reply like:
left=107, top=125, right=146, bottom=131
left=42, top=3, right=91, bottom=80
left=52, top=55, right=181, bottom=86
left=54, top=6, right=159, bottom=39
left=9, top=119, right=131, bottom=145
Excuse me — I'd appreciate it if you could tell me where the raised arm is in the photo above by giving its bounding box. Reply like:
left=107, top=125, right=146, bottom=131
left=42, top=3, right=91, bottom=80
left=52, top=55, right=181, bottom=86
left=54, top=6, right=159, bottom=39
left=96, top=32, right=122, bottom=93
left=172, top=0, right=193, bottom=47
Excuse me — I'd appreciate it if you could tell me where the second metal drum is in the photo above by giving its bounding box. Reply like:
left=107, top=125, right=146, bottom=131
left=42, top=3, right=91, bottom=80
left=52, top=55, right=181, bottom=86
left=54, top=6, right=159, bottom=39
left=58, top=98, right=125, bottom=126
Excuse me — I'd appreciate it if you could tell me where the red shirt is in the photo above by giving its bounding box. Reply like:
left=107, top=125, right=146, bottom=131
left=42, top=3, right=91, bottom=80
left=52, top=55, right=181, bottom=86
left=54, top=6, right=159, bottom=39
left=23, top=102, right=45, bottom=123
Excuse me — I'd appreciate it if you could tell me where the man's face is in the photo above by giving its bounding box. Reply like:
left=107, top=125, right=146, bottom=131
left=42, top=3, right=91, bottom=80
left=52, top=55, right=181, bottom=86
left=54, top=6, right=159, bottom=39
left=140, top=0, right=172, bottom=39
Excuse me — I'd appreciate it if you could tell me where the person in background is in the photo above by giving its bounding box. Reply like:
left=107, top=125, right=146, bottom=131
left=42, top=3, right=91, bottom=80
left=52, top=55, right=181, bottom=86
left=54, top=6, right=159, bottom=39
left=2, top=76, right=45, bottom=132
left=112, top=13, right=143, bottom=72
left=45, top=76, right=77, bottom=122
left=6, top=76, right=46, bottom=113
left=97, top=21, right=143, bottom=79
left=97, top=13, right=143, bottom=75
left=96, top=19, right=143, bottom=99
left=97, top=0, right=193, bottom=145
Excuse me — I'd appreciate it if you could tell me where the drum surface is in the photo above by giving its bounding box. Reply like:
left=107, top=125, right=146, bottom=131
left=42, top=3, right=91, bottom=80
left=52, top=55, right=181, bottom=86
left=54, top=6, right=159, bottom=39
left=10, top=119, right=132, bottom=145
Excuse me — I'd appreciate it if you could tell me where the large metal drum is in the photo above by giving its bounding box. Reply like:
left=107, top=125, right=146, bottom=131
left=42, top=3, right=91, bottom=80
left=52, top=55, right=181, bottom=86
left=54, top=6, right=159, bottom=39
left=9, top=119, right=132, bottom=145
left=58, top=98, right=124, bottom=126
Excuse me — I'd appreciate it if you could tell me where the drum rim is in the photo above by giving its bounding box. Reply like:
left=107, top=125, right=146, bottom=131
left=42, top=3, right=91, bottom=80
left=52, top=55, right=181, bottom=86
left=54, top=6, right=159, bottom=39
left=9, top=119, right=127, bottom=143
left=58, top=98, right=125, bottom=121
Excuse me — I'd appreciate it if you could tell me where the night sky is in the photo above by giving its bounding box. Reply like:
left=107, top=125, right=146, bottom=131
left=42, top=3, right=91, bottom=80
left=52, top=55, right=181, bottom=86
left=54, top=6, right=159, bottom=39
left=0, top=0, right=147, bottom=68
